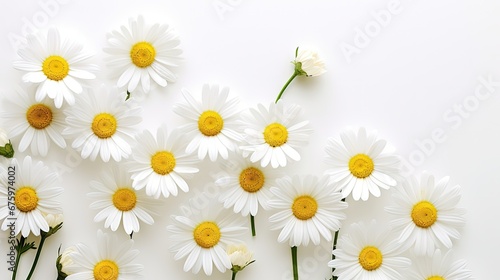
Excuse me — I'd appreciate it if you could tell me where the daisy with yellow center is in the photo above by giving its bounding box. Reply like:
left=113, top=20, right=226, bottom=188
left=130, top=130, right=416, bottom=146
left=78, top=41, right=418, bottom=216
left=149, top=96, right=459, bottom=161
left=0, top=156, right=62, bottom=237
left=2, top=86, right=66, bottom=157
left=88, top=166, right=156, bottom=235
left=13, top=28, right=96, bottom=108
left=129, top=124, right=199, bottom=199
left=325, top=127, right=401, bottom=201
left=104, top=15, right=181, bottom=94
left=409, top=249, right=473, bottom=280
left=328, top=220, right=411, bottom=279
left=385, top=173, right=466, bottom=256
left=167, top=205, right=246, bottom=275
left=62, top=87, right=142, bottom=162
left=173, top=84, right=243, bottom=162
left=64, top=230, right=143, bottom=280
left=240, top=102, right=311, bottom=168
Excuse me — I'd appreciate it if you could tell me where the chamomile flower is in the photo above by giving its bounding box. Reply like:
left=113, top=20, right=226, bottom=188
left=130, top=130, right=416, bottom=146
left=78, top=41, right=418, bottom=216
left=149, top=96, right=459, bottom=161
left=408, top=249, right=473, bottom=280
left=216, top=154, right=277, bottom=217
left=167, top=205, right=246, bottom=275
left=88, top=166, right=156, bottom=235
left=129, top=124, right=199, bottom=199
left=63, top=86, right=142, bottom=162
left=13, top=28, right=96, bottom=108
left=385, top=173, right=466, bottom=256
left=2, top=86, right=66, bottom=157
left=329, top=220, right=411, bottom=280
left=173, top=84, right=242, bottom=162
left=0, top=156, right=62, bottom=237
left=325, top=127, right=400, bottom=201
left=240, top=102, right=311, bottom=168
left=65, top=230, right=143, bottom=280
left=104, top=15, right=181, bottom=94
left=268, top=175, right=347, bottom=246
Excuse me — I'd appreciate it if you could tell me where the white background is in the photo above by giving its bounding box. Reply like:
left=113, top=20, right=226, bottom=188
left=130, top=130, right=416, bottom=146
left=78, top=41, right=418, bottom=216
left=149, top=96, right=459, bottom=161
left=1, top=0, right=499, bottom=279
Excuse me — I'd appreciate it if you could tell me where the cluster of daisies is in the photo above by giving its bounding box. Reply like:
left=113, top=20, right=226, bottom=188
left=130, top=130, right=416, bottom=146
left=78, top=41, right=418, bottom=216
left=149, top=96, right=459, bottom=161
left=0, top=14, right=473, bottom=280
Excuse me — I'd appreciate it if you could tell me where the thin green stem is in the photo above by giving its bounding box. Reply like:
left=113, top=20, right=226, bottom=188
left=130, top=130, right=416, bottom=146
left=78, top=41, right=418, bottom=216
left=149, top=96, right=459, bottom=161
left=250, top=215, right=256, bottom=237
left=26, top=235, right=46, bottom=280
left=330, top=198, right=345, bottom=280
left=291, top=246, right=299, bottom=280
left=231, top=271, right=237, bottom=280
left=275, top=73, right=298, bottom=103
left=12, top=236, right=25, bottom=280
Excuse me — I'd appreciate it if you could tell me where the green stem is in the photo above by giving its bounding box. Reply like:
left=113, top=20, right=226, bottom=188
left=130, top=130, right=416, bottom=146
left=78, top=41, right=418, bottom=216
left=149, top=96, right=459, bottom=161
left=291, top=246, right=299, bottom=280
left=275, top=73, right=298, bottom=103
left=250, top=215, right=256, bottom=237
left=330, top=198, right=345, bottom=280
left=26, top=235, right=46, bottom=280
left=231, top=270, right=237, bottom=280
left=12, top=236, right=25, bottom=280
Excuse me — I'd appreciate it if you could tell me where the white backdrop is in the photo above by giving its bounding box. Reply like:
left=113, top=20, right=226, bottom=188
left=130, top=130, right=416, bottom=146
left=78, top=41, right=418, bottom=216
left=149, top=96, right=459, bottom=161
left=1, top=0, right=499, bottom=279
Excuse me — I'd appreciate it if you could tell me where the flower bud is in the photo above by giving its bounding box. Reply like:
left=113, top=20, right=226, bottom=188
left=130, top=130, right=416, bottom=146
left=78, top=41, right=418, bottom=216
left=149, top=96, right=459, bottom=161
left=227, top=244, right=254, bottom=271
left=294, top=48, right=326, bottom=77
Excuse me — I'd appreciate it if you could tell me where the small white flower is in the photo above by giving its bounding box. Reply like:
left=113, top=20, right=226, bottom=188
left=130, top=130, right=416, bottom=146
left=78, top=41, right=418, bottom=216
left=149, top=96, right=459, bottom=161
left=408, top=249, right=473, bottom=280
left=104, top=15, right=182, bottom=94
left=58, top=246, right=76, bottom=276
left=294, top=48, right=326, bottom=77
left=13, top=28, right=96, bottom=108
left=43, top=213, right=64, bottom=228
left=227, top=244, right=253, bottom=268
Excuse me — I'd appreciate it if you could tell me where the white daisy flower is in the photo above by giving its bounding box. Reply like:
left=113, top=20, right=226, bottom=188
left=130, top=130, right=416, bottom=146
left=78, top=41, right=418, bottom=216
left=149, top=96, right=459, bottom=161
left=294, top=48, right=326, bottom=77
left=63, top=86, right=142, bottom=162
left=268, top=175, right=347, bottom=247
left=216, top=153, right=277, bottom=217
left=408, top=249, right=473, bottom=280
left=65, top=230, right=143, bottom=280
left=2, top=86, right=66, bottom=157
left=104, top=15, right=182, bottom=94
left=385, top=173, right=466, bottom=256
left=173, top=84, right=242, bottom=162
left=227, top=244, right=254, bottom=268
left=0, top=156, right=63, bottom=237
left=328, top=220, right=411, bottom=280
left=325, top=127, right=400, bottom=201
left=88, top=166, right=156, bottom=235
left=13, top=28, right=96, bottom=108
left=0, top=127, right=14, bottom=159
left=240, top=102, right=311, bottom=168
left=167, top=205, right=246, bottom=275
left=129, top=124, right=199, bottom=199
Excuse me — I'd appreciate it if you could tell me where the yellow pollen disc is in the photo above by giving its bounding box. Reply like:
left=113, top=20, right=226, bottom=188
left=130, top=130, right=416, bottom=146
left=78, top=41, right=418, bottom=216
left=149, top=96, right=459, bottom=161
left=198, top=110, right=224, bottom=136
left=42, top=55, right=69, bottom=81
left=130, top=42, right=156, bottom=68
left=92, top=113, right=117, bottom=139
left=112, top=188, right=137, bottom=211
left=348, top=154, right=374, bottom=179
left=193, top=221, right=221, bottom=248
left=264, top=123, right=288, bottom=147
left=93, top=260, right=119, bottom=280
left=358, top=246, right=383, bottom=271
left=292, top=195, right=318, bottom=220
left=26, top=104, right=53, bottom=129
left=411, top=201, right=438, bottom=228
left=427, top=277, right=445, bottom=280
left=239, top=167, right=265, bottom=193
left=151, top=151, right=176, bottom=175
left=15, top=187, right=39, bottom=212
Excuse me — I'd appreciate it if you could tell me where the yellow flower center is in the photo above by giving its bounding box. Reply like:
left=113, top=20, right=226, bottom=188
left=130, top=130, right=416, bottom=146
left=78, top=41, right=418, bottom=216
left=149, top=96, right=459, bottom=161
left=348, top=154, right=374, bottom=178
left=358, top=246, right=383, bottom=271
left=193, top=221, right=221, bottom=248
left=93, top=260, right=119, bottom=280
left=92, top=113, right=117, bottom=139
left=411, top=201, right=438, bottom=228
left=42, top=55, right=69, bottom=81
left=112, top=188, right=137, bottom=211
left=151, top=151, right=176, bottom=175
left=292, top=195, right=318, bottom=220
left=239, top=167, right=265, bottom=193
left=263, top=123, right=288, bottom=147
left=198, top=110, right=224, bottom=136
left=26, top=104, right=53, bottom=129
left=427, top=277, right=445, bottom=280
left=15, top=187, right=39, bottom=212
left=130, top=42, right=156, bottom=68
